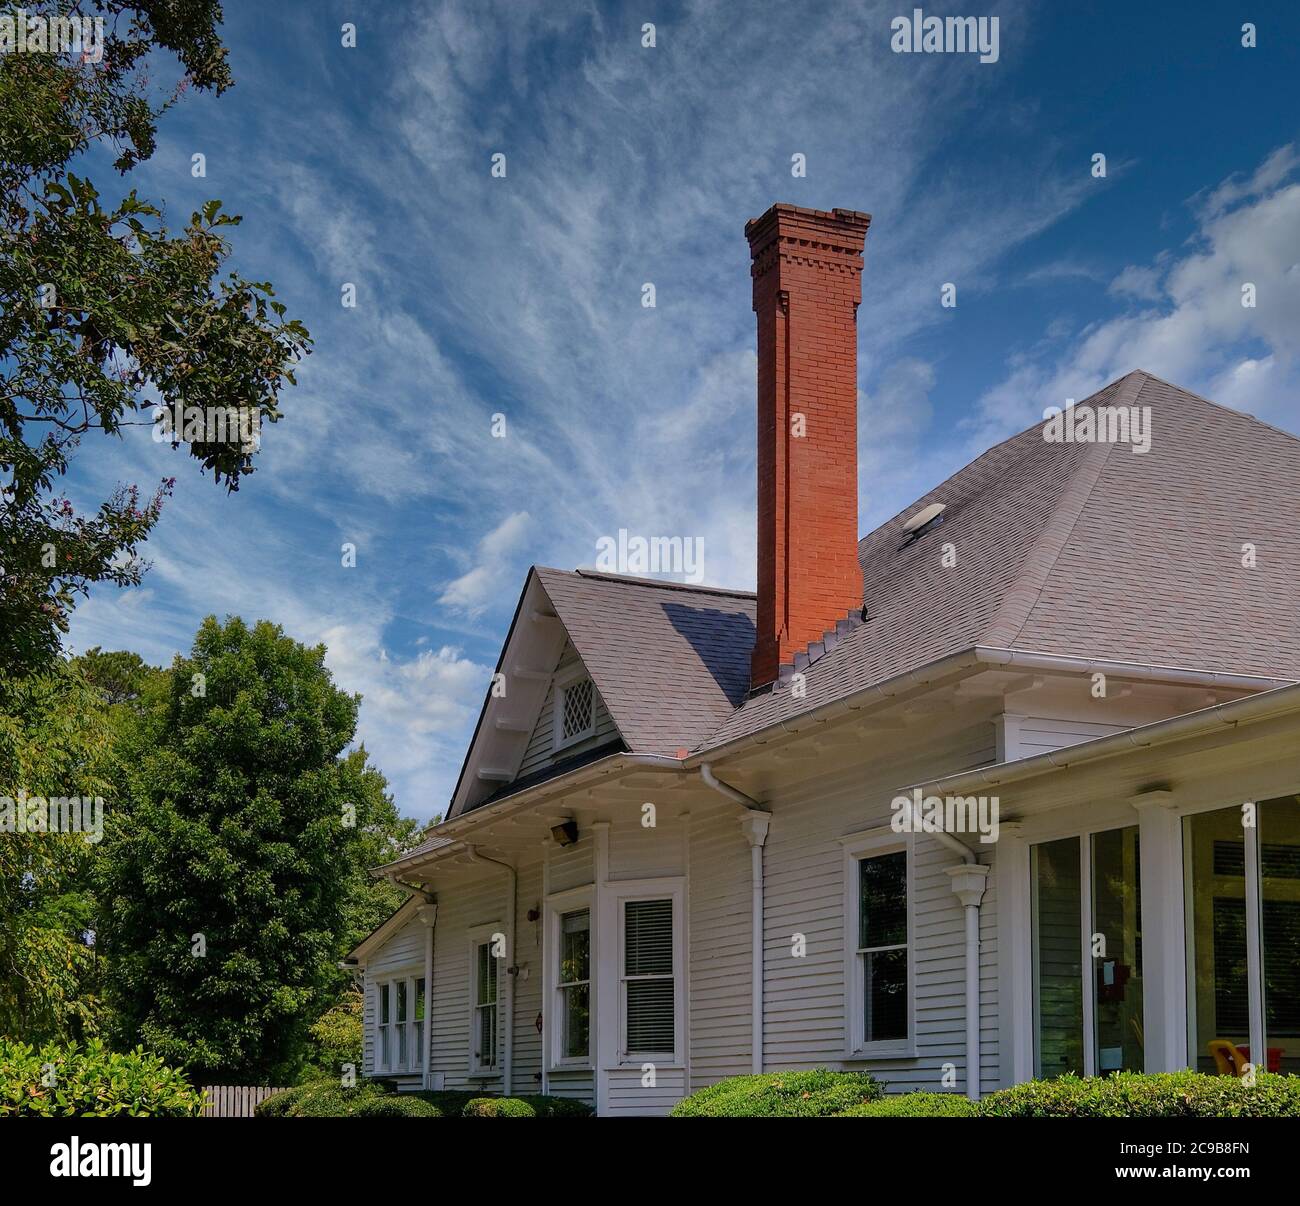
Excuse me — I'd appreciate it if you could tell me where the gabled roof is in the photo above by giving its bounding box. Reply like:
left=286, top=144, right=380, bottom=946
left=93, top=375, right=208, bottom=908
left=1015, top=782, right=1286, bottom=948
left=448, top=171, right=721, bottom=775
left=439, top=369, right=1300, bottom=822
left=701, top=370, right=1300, bottom=749
left=535, top=568, right=755, bottom=755
left=444, top=567, right=754, bottom=819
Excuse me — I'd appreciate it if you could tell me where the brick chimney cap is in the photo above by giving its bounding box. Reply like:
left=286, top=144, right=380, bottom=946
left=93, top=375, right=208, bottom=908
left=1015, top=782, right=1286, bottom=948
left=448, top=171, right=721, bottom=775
left=745, top=202, right=872, bottom=249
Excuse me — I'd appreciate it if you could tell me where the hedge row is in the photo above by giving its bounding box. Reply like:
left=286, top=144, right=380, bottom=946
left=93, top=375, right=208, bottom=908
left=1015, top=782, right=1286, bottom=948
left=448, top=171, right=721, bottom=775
left=669, top=1069, right=1300, bottom=1118
left=255, top=1079, right=592, bottom=1118
left=0, top=1039, right=203, bottom=1118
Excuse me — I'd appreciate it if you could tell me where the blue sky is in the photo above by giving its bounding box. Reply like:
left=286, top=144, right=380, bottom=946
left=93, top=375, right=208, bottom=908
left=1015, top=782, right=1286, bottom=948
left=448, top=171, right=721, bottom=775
left=64, top=0, right=1300, bottom=822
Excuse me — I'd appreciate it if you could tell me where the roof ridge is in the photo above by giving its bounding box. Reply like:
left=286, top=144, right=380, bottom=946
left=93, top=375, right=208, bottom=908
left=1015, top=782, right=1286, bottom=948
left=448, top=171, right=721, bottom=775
left=1130, top=368, right=1300, bottom=446
left=855, top=369, right=1148, bottom=551
left=542, top=565, right=756, bottom=599
left=980, top=373, right=1145, bottom=648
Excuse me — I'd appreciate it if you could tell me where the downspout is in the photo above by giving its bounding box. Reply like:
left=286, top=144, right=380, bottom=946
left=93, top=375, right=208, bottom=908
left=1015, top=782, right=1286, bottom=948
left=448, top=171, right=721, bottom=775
left=465, top=846, right=516, bottom=1096
left=416, top=900, right=438, bottom=1088
left=700, top=765, right=770, bottom=1075
left=912, top=799, right=989, bottom=1101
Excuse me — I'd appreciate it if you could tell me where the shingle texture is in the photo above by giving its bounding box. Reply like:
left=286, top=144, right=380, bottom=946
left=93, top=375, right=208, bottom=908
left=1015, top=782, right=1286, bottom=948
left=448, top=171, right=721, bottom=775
left=703, top=370, right=1300, bottom=748
left=535, top=567, right=756, bottom=756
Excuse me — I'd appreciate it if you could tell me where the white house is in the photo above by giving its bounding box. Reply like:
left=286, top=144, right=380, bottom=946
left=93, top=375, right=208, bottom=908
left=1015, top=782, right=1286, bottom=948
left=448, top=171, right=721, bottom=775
left=345, top=203, right=1300, bottom=1115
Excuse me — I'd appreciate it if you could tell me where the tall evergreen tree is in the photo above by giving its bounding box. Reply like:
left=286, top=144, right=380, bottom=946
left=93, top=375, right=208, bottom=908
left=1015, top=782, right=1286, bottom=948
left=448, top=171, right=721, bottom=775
left=95, top=616, right=393, bottom=1083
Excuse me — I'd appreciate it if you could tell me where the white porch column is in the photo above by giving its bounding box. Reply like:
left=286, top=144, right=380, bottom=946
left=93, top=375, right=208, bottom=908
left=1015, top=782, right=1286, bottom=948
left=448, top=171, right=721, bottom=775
left=416, top=901, right=438, bottom=1088
left=994, top=821, right=1033, bottom=1086
left=1132, top=791, right=1187, bottom=1072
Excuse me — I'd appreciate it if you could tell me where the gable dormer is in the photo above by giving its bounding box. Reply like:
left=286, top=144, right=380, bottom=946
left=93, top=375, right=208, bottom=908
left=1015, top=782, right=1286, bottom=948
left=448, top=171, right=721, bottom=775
left=516, top=639, right=617, bottom=780
left=446, top=568, right=627, bottom=819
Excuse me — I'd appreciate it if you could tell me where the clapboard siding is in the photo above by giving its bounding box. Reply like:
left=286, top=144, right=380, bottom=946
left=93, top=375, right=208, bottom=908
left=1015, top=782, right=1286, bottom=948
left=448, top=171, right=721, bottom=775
left=517, top=642, right=618, bottom=779
left=1015, top=715, right=1132, bottom=758
left=688, top=806, right=754, bottom=1090
left=359, top=707, right=1019, bottom=1110
left=759, top=715, right=1001, bottom=1092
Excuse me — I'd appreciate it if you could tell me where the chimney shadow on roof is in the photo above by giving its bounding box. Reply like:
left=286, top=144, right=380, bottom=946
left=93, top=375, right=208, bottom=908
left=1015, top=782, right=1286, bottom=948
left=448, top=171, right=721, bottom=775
left=661, top=601, right=756, bottom=710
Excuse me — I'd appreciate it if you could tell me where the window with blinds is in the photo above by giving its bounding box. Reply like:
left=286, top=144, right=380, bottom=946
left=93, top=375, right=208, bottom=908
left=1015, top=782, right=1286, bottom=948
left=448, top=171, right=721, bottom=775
left=623, top=898, right=675, bottom=1055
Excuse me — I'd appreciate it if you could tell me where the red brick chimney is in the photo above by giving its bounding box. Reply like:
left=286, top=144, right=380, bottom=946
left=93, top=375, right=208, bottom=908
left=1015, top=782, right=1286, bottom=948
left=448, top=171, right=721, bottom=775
left=747, top=204, right=870, bottom=689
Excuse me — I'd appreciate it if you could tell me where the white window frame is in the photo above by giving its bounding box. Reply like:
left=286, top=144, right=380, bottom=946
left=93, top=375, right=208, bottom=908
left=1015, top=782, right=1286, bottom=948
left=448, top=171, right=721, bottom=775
left=841, top=827, right=915, bottom=1059
left=371, top=968, right=425, bottom=1076
left=552, top=664, right=597, bottom=753
left=467, top=922, right=505, bottom=1077
left=607, top=878, right=685, bottom=1068
left=545, top=886, right=594, bottom=1070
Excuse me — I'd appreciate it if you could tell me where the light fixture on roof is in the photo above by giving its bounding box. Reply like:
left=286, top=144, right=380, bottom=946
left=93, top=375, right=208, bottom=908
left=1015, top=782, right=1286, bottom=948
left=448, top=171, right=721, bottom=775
left=902, top=502, right=946, bottom=534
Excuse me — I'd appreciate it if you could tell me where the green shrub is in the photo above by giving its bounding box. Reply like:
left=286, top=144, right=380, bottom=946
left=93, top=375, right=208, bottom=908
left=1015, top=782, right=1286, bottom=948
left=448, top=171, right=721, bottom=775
left=839, top=1092, right=978, bottom=1117
left=513, top=1094, right=592, bottom=1118
left=670, top=1070, right=883, bottom=1118
left=257, top=1079, right=590, bottom=1118
left=464, top=1096, right=536, bottom=1117
left=254, top=1084, right=307, bottom=1117
left=0, top=1039, right=202, bottom=1117
left=355, top=1094, right=444, bottom=1117
left=980, top=1071, right=1300, bottom=1118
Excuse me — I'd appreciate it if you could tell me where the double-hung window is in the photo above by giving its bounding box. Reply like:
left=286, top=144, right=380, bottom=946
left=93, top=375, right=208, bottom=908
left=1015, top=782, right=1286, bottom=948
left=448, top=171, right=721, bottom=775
left=558, top=909, right=591, bottom=1061
left=469, top=927, right=502, bottom=1075
left=842, top=829, right=913, bottom=1056
left=622, top=897, right=676, bottom=1058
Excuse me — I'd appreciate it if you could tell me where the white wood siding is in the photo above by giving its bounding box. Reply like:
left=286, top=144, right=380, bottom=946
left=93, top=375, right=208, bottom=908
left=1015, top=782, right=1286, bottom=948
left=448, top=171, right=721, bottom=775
left=760, top=716, right=1001, bottom=1092
left=517, top=642, right=618, bottom=779
left=688, top=806, right=753, bottom=1089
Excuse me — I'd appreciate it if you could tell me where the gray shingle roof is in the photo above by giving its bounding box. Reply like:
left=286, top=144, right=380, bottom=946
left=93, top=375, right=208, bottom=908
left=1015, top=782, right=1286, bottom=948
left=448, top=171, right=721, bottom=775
left=702, top=370, right=1300, bottom=748
left=535, top=567, right=755, bottom=756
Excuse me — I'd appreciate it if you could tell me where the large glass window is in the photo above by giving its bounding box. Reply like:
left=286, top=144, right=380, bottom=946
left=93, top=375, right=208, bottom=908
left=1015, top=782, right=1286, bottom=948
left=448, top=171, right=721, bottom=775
left=1031, top=827, right=1143, bottom=1078
left=1259, top=799, right=1300, bottom=1073
left=1091, top=827, right=1143, bottom=1073
left=857, top=852, right=908, bottom=1043
left=1187, top=797, right=1300, bottom=1074
left=1032, top=837, right=1084, bottom=1077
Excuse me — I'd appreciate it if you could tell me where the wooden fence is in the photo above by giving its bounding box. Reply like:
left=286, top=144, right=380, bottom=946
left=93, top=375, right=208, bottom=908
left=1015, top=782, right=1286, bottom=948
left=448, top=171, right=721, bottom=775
left=201, top=1085, right=288, bottom=1117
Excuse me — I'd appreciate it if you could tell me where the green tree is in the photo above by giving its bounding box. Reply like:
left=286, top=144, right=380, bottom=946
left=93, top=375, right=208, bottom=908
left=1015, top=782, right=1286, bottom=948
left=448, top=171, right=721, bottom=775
left=94, top=616, right=405, bottom=1083
left=1, top=1, right=310, bottom=680
left=0, top=663, right=113, bottom=1042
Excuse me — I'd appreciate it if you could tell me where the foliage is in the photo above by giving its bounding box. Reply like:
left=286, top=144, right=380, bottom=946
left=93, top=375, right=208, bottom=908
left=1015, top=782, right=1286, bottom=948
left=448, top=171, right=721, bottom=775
left=305, top=990, right=363, bottom=1077
left=94, top=616, right=391, bottom=1084
left=256, top=1078, right=592, bottom=1118
left=669, top=1069, right=882, bottom=1118
left=837, top=1091, right=979, bottom=1117
left=0, top=0, right=309, bottom=680
left=335, top=748, right=420, bottom=982
left=0, top=1037, right=201, bottom=1116
left=463, top=1095, right=535, bottom=1117
left=0, top=662, right=113, bottom=1041
left=354, top=1094, right=445, bottom=1118
left=979, top=1071, right=1300, bottom=1118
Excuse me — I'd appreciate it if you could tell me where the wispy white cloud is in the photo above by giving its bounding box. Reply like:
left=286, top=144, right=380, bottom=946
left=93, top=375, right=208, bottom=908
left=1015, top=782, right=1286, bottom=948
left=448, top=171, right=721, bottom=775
left=965, top=143, right=1300, bottom=446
